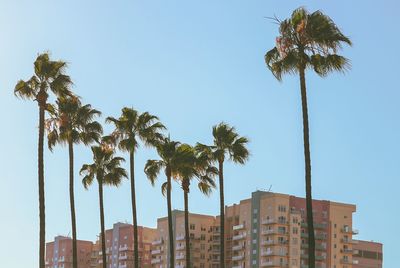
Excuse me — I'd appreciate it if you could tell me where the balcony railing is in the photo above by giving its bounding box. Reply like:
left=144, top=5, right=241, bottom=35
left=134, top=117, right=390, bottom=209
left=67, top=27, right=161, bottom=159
left=232, top=244, right=244, bottom=251
left=261, top=218, right=275, bottom=225
left=232, top=233, right=246, bottom=240
left=151, top=249, right=162, bottom=255
left=232, top=255, right=244, bottom=261
left=119, top=245, right=129, bottom=251
left=176, top=244, right=185, bottom=250
left=233, top=224, right=245, bottom=230
left=150, top=258, right=161, bottom=264
left=176, top=254, right=185, bottom=260
left=176, top=235, right=185, bottom=241
left=152, top=239, right=163, bottom=245
left=118, top=254, right=127, bottom=260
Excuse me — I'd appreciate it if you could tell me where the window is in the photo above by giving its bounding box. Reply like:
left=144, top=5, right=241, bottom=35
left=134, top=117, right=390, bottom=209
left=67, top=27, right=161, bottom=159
left=278, top=205, right=286, bottom=212
left=190, top=224, right=195, bottom=230
left=200, top=234, right=206, bottom=241
left=292, top=227, right=298, bottom=234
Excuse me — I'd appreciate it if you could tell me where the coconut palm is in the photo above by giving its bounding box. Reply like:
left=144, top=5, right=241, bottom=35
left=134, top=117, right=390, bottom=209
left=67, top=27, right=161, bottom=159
left=105, top=108, right=165, bottom=268
left=196, top=122, right=249, bottom=268
left=14, top=52, right=72, bottom=268
left=174, top=144, right=217, bottom=268
left=264, top=7, right=351, bottom=267
left=144, top=136, right=186, bottom=268
left=46, top=96, right=102, bottom=268
left=80, top=143, right=127, bottom=268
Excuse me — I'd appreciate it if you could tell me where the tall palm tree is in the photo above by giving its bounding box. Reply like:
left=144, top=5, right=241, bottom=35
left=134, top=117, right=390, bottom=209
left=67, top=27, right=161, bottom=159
left=264, top=8, right=351, bottom=268
left=14, top=52, right=72, bottom=268
left=105, top=108, right=165, bottom=268
left=46, top=96, right=102, bottom=268
left=144, top=136, right=185, bottom=268
left=196, top=122, right=249, bottom=268
left=174, top=144, right=217, bottom=268
left=80, top=144, right=127, bottom=268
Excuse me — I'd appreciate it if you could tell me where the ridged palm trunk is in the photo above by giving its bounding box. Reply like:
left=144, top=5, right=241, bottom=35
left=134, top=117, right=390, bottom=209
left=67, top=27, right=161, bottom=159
left=166, top=169, right=174, bottom=268
left=218, top=160, right=225, bottom=268
left=299, top=64, right=315, bottom=268
left=38, top=94, right=46, bottom=268
left=68, top=140, right=78, bottom=268
left=183, top=182, right=191, bottom=268
left=98, top=177, right=107, bottom=268
left=129, top=152, right=140, bottom=268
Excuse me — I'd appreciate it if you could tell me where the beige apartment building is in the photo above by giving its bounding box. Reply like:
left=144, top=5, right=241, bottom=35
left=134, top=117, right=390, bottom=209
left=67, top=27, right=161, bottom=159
left=45, top=236, right=94, bottom=268
left=94, top=222, right=157, bottom=268
left=151, top=210, right=219, bottom=268
left=150, top=191, right=382, bottom=268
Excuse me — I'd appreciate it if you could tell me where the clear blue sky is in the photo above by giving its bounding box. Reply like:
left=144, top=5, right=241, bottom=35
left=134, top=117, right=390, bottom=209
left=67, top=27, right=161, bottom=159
left=0, top=0, right=398, bottom=266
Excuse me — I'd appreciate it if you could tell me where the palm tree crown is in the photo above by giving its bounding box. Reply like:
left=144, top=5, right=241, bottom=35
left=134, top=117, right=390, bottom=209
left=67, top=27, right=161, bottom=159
left=81, top=145, right=127, bottom=188
left=265, top=7, right=352, bottom=80
left=46, top=96, right=103, bottom=149
left=105, top=107, right=165, bottom=151
left=196, top=122, right=250, bottom=164
left=14, top=53, right=72, bottom=105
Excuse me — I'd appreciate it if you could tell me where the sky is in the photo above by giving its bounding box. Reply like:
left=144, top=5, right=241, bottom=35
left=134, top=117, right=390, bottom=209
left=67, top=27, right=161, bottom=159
left=0, top=0, right=398, bottom=267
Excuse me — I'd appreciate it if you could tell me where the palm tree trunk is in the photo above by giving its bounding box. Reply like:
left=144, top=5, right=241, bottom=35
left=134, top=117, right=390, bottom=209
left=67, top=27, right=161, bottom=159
left=68, top=140, right=78, bottom=268
left=218, top=160, right=225, bottom=268
left=299, top=65, right=315, bottom=268
left=38, top=104, right=46, bottom=268
left=98, top=178, right=107, bottom=268
left=184, top=187, right=191, bottom=268
left=166, top=170, right=174, bottom=268
left=130, top=152, right=140, bottom=268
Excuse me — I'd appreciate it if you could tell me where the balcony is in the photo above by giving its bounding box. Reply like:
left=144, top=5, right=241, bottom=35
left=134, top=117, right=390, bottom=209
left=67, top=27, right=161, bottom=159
left=232, top=233, right=246, bottom=240
left=342, top=227, right=359, bottom=235
left=118, top=254, right=128, bottom=260
left=151, top=249, right=162, bottom=255
left=232, top=265, right=244, bottom=268
left=233, top=223, right=245, bottom=230
left=151, top=258, right=161, bottom=264
left=261, top=250, right=273, bottom=256
left=176, top=244, right=185, bottom=250
left=176, top=254, right=185, bottom=260
left=119, top=245, right=129, bottom=251
left=261, top=261, right=288, bottom=267
left=176, top=265, right=185, bottom=268
left=176, top=234, right=185, bottom=241
left=261, top=229, right=276, bottom=235
left=232, top=244, right=244, bottom=251
left=232, top=255, right=244, bottom=261
left=340, top=259, right=351, bottom=264
left=261, top=240, right=275, bottom=246
left=262, top=218, right=276, bottom=225
left=118, top=264, right=127, bottom=268
left=341, top=248, right=353, bottom=254
left=152, top=239, right=163, bottom=246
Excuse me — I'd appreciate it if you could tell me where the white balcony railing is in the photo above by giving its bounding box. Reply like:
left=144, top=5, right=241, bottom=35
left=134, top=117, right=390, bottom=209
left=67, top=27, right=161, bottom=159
left=232, top=244, right=244, bottom=251
left=152, top=239, right=163, bottom=245
left=151, top=258, right=161, bottom=264
left=232, top=233, right=246, bottom=240
left=233, top=224, right=245, bottom=230
left=232, top=255, right=244, bottom=261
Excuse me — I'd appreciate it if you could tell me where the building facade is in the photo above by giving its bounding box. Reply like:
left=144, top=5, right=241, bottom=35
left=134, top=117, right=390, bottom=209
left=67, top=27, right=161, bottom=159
left=150, top=191, right=381, bottom=268
left=45, top=236, right=94, bottom=268
left=224, top=191, right=360, bottom=268
left=151, top=210, right=219, bottom=268
left=352, top=240, right=383, bottom=268
left=95, top=222, right=157, bottom=268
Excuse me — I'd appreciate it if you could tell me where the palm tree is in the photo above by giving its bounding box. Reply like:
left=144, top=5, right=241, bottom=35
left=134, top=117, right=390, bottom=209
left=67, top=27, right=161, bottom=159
left=14, top=52, right=72, bottom=268
left=174, top=144, right=217, bottom=268
left=80, top=143, right=127, bottom=268
left=105, top=108, right=165, bottom=268
left=46, top=96, right=102, bottom=268
left=196, top=122, right=249, bottom=268
left=144, top=136, right=185, bottom=268
left=264, top=8, right=351, bottom=268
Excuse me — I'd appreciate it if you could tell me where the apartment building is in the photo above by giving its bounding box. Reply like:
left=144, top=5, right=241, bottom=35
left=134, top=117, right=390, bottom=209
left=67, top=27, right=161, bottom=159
left=151, top=210, right=218, bottom=268
left=45, top=236, right=94, bottom=268
left=95, top=222, right=157, bottom=268
left=222, top=191, right=363, bottom=268
left=352, top=240, right=383, bottom=268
